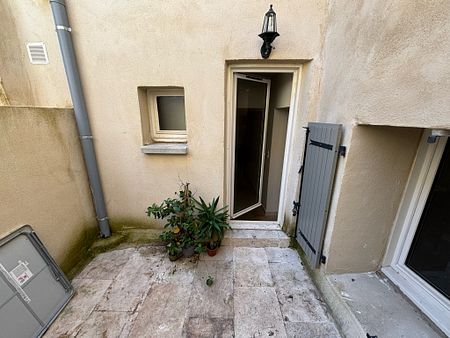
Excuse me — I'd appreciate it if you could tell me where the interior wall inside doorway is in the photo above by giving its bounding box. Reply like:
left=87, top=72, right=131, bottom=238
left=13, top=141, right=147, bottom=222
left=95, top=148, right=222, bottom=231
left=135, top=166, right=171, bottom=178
left=262, top=73, right=293, bottom=214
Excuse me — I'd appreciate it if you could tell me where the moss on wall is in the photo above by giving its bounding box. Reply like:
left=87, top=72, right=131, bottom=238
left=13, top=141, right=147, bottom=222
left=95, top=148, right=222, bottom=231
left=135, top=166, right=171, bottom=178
left=110, top=217, right=163, bottom=232
left=60, top=224, right=98, bottom=278
left=0, top=106, right=99, bottom=279
left=64, top=225, right=163, bottom=279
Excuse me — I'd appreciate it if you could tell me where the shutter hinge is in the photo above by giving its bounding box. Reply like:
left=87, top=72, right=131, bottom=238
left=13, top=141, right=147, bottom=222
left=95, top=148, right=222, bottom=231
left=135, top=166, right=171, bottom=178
left=366, top=334, right=378, bottom=338
left=338, top=145, right=346, bottom=157
left=292, top=201, right=300, bottom=217
left=320, top=254, right=327, bottom=264
left=310, top=139, right=333, bottom=150
left=298, top=165, right=303, bottom=174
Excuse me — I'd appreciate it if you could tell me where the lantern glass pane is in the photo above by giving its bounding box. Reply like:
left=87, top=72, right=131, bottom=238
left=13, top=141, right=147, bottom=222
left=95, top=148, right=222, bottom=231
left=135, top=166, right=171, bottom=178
left=262, top=15, right=269, bottom=33
left=267, top=14, right=276, bottom=32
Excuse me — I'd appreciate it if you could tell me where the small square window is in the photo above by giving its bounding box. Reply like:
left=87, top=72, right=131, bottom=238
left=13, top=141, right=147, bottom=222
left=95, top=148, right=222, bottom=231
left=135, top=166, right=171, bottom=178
left=156, top=96, right=186, bottom=131
left=148, top=88, right=187, bottom=142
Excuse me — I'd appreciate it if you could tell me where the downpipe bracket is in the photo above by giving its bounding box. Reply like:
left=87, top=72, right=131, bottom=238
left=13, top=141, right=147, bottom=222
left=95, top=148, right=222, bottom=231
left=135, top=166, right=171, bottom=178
left=56, top=25, right=72, bottom=32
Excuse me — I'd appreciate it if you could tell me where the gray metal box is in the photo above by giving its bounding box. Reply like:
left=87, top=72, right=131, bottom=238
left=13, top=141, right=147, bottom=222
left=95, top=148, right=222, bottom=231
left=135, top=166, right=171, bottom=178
left=0, top=225, right=73, bottom=338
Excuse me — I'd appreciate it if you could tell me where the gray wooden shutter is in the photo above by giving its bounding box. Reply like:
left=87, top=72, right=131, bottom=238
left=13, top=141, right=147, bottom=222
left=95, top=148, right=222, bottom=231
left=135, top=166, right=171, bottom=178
left=296, top=123, right=342, bottom=268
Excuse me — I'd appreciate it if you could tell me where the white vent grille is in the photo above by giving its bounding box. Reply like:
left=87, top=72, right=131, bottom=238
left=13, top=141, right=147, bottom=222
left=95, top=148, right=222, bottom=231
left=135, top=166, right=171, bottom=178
left=26, top=42, right=49, bottom=64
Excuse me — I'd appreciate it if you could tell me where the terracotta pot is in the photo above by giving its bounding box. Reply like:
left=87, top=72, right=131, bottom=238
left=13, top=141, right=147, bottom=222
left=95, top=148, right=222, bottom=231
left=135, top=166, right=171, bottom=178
left=207, top=246, right=218, bottom=256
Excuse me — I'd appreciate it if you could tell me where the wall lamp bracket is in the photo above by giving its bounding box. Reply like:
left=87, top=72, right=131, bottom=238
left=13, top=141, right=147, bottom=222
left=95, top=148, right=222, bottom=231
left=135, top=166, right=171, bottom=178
left=258, top=5, right=279, bottom=59
left=259, top=32, right=280, bottom=59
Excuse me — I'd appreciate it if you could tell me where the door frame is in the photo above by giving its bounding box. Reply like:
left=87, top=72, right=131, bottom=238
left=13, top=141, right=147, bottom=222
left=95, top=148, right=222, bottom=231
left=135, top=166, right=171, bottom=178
left=382, top=130, right=450, bottom=335
left=225, top=64, right=302, bottom=227
left=230, top=74, right=271, bottom=218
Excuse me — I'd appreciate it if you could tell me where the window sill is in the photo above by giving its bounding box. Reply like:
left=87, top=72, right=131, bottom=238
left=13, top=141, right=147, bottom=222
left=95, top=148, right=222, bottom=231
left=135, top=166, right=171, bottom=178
left=141, top=143, right=188, bottom=155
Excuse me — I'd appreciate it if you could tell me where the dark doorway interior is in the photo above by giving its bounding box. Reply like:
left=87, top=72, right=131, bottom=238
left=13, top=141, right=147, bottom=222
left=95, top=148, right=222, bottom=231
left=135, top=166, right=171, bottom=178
left=232, top=72, right=292, bottom=222
left=233, top=78, right=267, bottom=216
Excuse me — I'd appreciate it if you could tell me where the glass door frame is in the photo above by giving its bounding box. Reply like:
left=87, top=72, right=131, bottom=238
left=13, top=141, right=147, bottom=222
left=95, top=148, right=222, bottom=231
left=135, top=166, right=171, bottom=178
left=224, top=64, right=303, bottom=229
left=382, top=131, right=450, bottom=335
left=230, top=74, right=271, bottom=219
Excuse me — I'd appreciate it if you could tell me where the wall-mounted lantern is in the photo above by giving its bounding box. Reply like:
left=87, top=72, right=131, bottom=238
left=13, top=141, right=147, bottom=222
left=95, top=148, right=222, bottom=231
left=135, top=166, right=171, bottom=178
left=258, top=4, right=279, bottom=59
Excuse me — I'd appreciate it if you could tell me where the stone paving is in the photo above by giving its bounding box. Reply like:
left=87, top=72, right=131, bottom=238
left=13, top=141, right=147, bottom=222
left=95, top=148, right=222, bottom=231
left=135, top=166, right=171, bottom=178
left=44, top=245, right=340, bottom=338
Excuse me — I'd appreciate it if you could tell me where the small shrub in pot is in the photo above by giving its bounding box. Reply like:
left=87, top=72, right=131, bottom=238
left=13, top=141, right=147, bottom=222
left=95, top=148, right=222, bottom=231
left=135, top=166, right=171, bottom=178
left=147, top=183, right=202, bottom=260
left=196, top=196, right=230, bottom=256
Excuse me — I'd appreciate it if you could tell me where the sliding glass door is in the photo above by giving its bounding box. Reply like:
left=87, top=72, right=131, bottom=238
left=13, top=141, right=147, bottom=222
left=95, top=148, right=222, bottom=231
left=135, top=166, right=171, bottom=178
left=406, top=140, right=450, bottom=299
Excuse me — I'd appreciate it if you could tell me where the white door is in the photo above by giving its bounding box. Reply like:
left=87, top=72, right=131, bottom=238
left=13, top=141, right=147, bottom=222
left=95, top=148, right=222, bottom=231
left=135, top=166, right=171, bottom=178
left=231, top=74, right=271, bottom=218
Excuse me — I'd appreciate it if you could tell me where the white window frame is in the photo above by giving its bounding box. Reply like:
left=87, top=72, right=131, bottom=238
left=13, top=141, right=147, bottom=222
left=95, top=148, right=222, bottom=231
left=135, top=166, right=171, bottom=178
left=147, top=88, right=187, bottom=143
left=382, top=131, right=450, bottom=336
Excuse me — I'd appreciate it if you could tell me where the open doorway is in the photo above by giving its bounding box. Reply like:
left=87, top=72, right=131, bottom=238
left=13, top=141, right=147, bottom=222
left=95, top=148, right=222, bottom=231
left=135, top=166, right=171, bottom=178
left=230, top=72, right=293, bottom=221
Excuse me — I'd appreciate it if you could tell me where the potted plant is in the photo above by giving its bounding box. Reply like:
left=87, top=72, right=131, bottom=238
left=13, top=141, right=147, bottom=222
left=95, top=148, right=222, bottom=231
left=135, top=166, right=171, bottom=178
left=166, top=241, right=183, bottom=261
left=196, top=196, right=230, bottom=256
left=147, top=183, right=202, bottom=260
left=159, top=230, right=182, bottom=261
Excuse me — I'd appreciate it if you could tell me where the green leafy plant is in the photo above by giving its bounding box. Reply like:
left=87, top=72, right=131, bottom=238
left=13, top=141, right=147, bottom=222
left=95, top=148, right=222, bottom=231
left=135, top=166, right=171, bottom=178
left=147, top=183, right=203, bottom=259
left=195, top=242, right=206, bottom=254
left=206, top=275, right=214, bottom=286
left=159, top=230, right=182, bottom=259
left=166, top=242, right=182, bottom=260
left=196, top=196, right=230, bottom=250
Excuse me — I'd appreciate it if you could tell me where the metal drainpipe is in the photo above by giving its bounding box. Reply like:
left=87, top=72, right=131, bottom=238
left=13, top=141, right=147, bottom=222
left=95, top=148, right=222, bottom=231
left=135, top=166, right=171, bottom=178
left=49, top=0, right=111, bottom=238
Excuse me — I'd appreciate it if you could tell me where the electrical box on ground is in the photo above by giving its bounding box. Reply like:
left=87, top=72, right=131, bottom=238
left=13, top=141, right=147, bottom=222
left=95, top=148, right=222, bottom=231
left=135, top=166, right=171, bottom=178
left=0, top=225, right=73, bottom=338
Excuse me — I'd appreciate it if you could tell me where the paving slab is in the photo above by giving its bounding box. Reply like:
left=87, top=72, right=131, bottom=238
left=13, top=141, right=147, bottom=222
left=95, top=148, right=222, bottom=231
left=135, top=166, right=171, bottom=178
left=284, top=321, right=341, bottom=338
left=184, top=317, right=234, bottom=338
left=153, top=255, right=198, bottom=284
left=269, top=262, right=313, bottom=293
left=199, top=246, right=234, bottom=262
left=96, top=252, right=156, bottom=312
left=265, top=247, right=302, bottom=264
left=45, top=245, right=341, bottom=338
left=234, top=286, right=287, bottom=338
left=330, top=272, right=445, bottom=338
left=128, top=282, right=192, bottom=337
left=76, top=248, right=135, bottom=280
left=188, top=260, right=234, bottom=318
left=277, top=286, right=330, bottom=323
left=75, top=310, right=135, bottom=338
left=234, top=247, right=273, bottom=287
left=136, top=245, right=166, bottom=257
left=44, top=278, right=112, bottom=337
left=223, top=229, right=290, bottom=248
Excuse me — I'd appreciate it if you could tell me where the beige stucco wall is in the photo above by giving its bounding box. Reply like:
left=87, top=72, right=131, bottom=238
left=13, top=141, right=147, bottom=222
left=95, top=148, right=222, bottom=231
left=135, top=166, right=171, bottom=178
left=0, top=0, right=329, bottom=230
left=314, top=0, right=450, bottom=273
left=61, top=1, right=327, bottom=229
left=0, top=106, right=97, bottom=272
left=0, top=0, right=70, bottom=107
left=0, top=0, right=329, bottom=232
left=2, top=0, right=450, bottom=273
left=317, top=1, right=450, bottom=128
left=323, top=126, right=421, bottom=273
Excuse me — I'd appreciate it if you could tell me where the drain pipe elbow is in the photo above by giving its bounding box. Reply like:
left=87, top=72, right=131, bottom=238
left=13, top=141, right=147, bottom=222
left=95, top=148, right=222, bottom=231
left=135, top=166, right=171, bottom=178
left=49, top=0, right=111, bottom=238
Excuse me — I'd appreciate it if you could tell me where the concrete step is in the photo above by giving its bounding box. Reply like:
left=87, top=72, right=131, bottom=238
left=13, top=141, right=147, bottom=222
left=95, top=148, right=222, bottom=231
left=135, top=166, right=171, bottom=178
left=222, top=229, right=290, bottom=248
left=328, top=272, right=446, bottom=338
